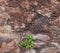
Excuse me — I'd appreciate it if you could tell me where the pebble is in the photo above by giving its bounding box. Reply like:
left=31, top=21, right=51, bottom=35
left=40, top=47, right=59, bottom=53
left=33, top=34, right=50, bottom=41
left=25, top=49, right=36, bottom=53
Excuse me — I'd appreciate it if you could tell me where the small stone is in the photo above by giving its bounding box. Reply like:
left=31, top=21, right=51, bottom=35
left=34, top=41, right=46, bottom=48
left=33, top=34, right=50, bottom=41
left=37, top=10, right=41, bottom=14
left=25, top=49, right=36, bottom=53
left=51, top=42, right=60, bottom=49
left=20, top=23, right=25, bottom=28
left=0, top=6, right=5, bottom=11
left=4, top=25, right=12, bottom=31
left=40, top=47, right=59, bottom=53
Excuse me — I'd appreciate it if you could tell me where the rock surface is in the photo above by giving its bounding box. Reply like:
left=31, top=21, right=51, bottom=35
left=0, top=0, right=60, bottom=53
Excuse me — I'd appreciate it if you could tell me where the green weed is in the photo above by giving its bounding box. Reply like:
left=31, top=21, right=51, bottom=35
left=19, top=34, right=34, bottom=49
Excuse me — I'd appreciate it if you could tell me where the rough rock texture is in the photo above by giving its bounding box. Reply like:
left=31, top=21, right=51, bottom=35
left=0, top=0, right=60, bottom=53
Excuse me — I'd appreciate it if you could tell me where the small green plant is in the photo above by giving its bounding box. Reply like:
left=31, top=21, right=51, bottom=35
left=19, top=34, right=34, bottom=49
